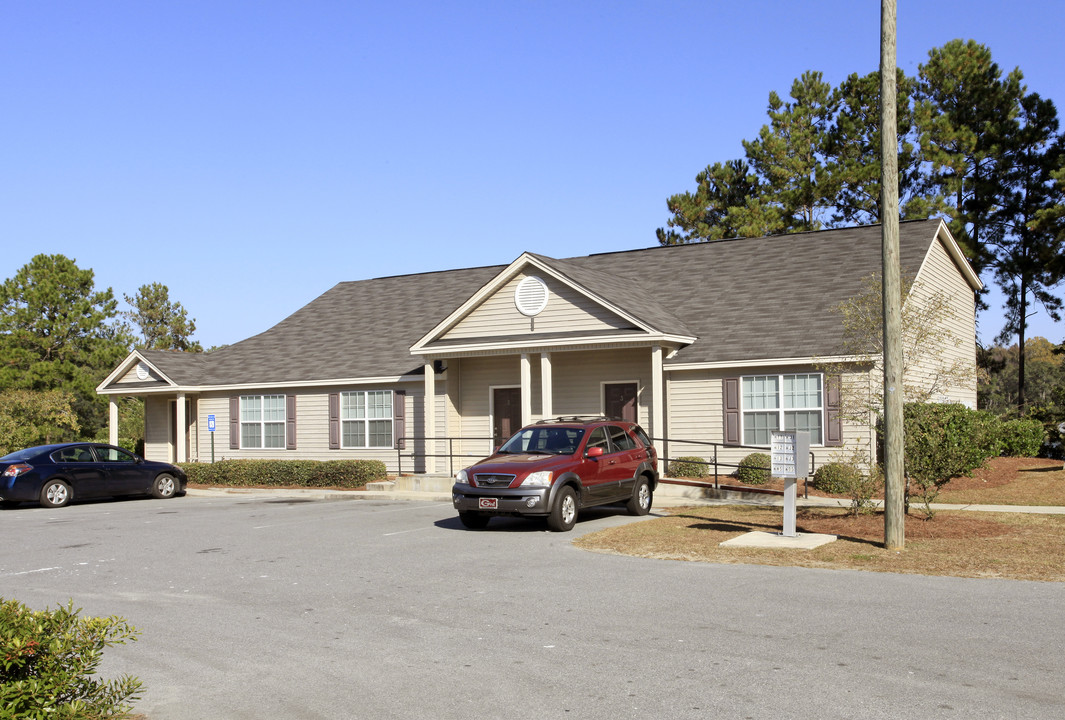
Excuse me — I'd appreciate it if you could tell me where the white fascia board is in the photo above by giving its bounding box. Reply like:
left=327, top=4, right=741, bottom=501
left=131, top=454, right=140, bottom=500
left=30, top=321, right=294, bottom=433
left=412, top=333, right=695, bottom=357
left=410, top=253, right=667, bottom=353
left=931, top=220, right=983, bottom=291
left=410, top=253, right=538, bottom=353
left=664, top=354, right=872, bottom=372
left=95, top=350, right=178, bottom=393
left=521, top=257, right=661, bottom=335
left=96, top=374, right=426, bottom=396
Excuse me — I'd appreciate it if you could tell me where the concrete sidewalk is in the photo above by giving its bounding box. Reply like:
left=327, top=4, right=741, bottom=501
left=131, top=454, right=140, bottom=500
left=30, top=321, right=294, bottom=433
left=185, top=481, right=1065, bottom=515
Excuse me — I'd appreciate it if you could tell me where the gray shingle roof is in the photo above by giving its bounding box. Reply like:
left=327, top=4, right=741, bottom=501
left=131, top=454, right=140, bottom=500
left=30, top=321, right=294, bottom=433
left=138, top=219, right=959, bottom=387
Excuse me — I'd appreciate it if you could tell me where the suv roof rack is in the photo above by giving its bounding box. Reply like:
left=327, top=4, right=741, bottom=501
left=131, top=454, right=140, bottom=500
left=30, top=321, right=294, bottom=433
left=534, top=415, right=615, bottom=424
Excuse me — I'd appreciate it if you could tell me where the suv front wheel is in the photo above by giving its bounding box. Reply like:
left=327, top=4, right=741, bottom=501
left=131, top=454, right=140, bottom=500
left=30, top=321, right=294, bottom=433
left=547, top=486, right=577, bottom=532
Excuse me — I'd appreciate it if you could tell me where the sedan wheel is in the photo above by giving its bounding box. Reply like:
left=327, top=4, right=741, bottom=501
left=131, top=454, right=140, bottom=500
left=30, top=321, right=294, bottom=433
left=40, top=480, right=72, bottom=508
left=152, top=474, right=177, bottom=499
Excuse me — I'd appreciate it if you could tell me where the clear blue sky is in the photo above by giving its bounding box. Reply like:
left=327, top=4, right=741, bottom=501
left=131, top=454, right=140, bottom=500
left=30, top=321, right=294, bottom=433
left=2, top=0, right=1062, bottom=350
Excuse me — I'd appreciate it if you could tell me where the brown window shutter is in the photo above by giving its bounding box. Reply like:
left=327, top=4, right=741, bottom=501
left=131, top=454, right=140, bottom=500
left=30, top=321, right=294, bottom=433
left=286, top=395, right=297, bottom=450
left=229, top=396, right=240, bottom=450
left=723, top=378, right=741, bottom=445
left=393, top=389, right=406, bottom=450
left=328, top=393, right=340, bottom=450
left=825, top=374, right=843, bottom=446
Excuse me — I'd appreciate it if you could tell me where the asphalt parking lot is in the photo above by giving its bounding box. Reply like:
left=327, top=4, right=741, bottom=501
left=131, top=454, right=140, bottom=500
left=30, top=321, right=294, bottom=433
left=2, top=494, right=1063, bottom=720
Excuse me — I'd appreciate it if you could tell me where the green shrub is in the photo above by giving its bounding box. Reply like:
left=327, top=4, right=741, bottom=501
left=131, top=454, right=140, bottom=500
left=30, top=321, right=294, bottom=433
left=848, top=465, right=884, bottom=517
left=178, top=459, right=387, bottom=489
left=736, top=452, right=771, bottom=485
left=0, top=597, right=142, bottom=719
left=812, top=462, right=862, bottom=495
left=668, top=456, right=709, bottom=478
left=996, top=418, right=1044, bottom=457
left=903, top=403, right=997, bottom=518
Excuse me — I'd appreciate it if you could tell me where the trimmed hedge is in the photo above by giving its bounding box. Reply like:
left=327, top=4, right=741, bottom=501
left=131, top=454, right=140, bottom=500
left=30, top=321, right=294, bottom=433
left=178, top=459, right=387, bottom=489
left=997, top=418, right=1044, bottom=457
left=668, top=456, right=710, bottom=478
left=736, top=452, right=771, bottom=485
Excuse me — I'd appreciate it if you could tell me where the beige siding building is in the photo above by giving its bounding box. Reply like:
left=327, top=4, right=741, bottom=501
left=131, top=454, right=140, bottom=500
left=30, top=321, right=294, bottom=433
left=98, top=220, right=981, bottom=477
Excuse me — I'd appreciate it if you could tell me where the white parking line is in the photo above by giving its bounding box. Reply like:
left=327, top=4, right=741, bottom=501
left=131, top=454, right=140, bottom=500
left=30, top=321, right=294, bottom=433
left=382, top=526, right=434, bottom=537
left=0, top=566, right=61, bottom=578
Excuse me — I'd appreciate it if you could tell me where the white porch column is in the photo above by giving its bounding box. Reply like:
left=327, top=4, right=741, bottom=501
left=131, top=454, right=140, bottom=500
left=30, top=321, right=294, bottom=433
left=424, top=361, right=436, bottom=473
left=520, top=353, right=532, bottom=427
left=175, top=392, right=187, bottom=463
left=651, top=345, right=665, bottom=475
left=108, top=399, right=119, bottom=446
left=540, top=352, right=553, bottom=420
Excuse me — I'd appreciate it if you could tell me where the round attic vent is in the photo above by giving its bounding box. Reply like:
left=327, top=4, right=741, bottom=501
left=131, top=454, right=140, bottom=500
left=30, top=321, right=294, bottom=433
left=514, top=276, right=549, bottom=317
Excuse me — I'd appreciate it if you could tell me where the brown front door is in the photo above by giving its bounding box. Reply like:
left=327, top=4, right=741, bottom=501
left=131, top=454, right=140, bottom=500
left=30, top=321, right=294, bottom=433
left=492, top=388, right=522, bottom=448
left=604, top=383, right=637, bottom=422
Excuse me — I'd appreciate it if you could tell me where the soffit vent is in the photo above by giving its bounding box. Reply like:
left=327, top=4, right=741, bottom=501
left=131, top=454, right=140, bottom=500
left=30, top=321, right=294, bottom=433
left=514, top=276, right=549, bottom=317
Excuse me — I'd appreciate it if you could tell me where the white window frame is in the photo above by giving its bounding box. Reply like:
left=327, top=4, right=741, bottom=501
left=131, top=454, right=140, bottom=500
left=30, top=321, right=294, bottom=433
left=240, top=394, right=286, bottom=450
left=340, top=390, right=394, bottom=449
left=740, top=373, right=824, bottom=446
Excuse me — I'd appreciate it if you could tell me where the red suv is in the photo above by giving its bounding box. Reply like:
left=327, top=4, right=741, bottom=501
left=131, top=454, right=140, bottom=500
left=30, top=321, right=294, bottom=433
left=452, top=417, right=659, bottom=531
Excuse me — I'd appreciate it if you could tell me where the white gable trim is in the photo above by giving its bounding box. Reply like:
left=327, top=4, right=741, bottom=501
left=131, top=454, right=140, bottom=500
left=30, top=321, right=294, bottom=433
left=927, top=220, right=983, bottom=291
left=96, top=350, right=178, bottom=392
left=410, top=253, right=685, bottom=353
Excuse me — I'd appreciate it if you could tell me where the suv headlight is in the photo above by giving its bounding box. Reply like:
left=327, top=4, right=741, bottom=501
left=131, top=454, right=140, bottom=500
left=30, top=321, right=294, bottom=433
left=455, top=469, right=468, bottom=483
left=519, top=471, right=553, bottom=487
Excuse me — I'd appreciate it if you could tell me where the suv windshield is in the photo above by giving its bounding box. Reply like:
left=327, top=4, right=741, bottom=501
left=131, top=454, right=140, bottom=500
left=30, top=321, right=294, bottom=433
left=499, top=426, right=586, bottom=455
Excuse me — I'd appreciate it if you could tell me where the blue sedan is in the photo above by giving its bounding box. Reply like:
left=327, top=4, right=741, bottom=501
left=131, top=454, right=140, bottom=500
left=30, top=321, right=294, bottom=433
left=0, top=443, right=187, bottom=509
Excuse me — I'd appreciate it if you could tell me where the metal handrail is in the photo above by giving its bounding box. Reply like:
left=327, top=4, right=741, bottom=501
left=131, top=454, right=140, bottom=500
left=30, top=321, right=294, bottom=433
left=395, top=436, right=496, bottom=477
left=651, top=435, right=817, bottom=498
left=395, top=433, right=819, bottom=491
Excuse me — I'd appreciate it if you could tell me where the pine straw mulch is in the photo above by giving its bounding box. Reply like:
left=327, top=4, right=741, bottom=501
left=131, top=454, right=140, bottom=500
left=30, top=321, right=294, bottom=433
left=697, top=456, right=1065, bottom=506
left=575, top=457, right=1065, bottom=582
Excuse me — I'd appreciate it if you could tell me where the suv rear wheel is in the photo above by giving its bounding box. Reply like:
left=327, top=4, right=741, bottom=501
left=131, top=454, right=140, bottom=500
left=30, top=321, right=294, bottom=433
left=626, top=476, right=652, bottom=516
left=547, top=486, right=577, bottom=532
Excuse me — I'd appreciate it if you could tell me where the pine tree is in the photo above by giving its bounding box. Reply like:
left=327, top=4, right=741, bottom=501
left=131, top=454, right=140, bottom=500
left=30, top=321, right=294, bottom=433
left=988, top=93, right=1065, bottom=408
left=123, top=282, right=202, bottom=352
left=914, top=39, right=1024, bottom=275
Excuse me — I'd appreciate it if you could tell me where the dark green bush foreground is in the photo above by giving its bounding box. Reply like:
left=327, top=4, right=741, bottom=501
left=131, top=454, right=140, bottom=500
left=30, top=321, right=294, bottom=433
left=178, top=459, right=388, bottom=488
left=736, top=452, right=771, bottom=485
left=1, top=598, right=142, bottom=719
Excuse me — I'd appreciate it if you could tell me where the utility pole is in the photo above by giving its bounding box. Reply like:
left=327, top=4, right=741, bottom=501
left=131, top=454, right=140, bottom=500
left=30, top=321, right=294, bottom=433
left=881, top=0, right=905, bottom=550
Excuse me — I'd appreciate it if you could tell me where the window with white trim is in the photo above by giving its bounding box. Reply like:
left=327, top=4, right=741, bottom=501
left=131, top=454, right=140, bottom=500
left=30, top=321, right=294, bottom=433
left=741, top=374, right=823, bottom=445
left=240, top=395, right=285, bottom=449
left=341, top=390, right=393, bottom=448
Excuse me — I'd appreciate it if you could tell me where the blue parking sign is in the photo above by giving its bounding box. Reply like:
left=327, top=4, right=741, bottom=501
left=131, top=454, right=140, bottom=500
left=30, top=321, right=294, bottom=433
left=207, top=414, right=216, bottom=432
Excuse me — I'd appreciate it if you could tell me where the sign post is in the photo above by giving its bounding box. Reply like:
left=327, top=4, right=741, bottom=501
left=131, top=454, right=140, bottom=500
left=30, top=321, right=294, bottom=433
left=207, top=414, right=216, bottom=463
left=771, top=431, right=811, bottom=537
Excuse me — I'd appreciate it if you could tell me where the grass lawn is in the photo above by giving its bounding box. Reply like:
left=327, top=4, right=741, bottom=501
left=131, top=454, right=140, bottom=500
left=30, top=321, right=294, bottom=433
left=575, top=457, right=1065, bottom=582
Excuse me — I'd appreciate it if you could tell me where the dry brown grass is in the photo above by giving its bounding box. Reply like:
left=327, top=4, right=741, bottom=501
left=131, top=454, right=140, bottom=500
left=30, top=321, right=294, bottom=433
left=575, top=457, right=1065, bottom=582
left=575, top=507, right=1065, bottom=581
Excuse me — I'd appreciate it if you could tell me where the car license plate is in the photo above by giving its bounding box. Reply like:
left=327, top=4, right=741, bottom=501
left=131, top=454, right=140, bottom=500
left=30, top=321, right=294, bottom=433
left=478, top=498, right=498, bottom=510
